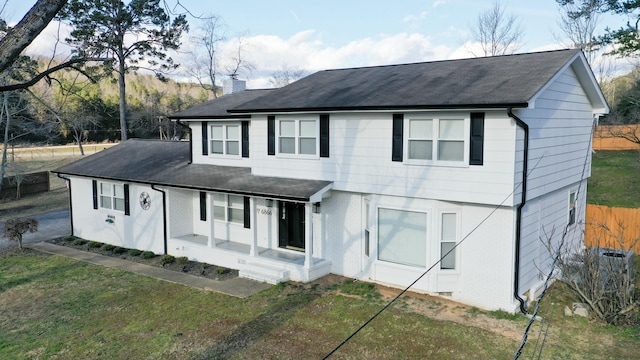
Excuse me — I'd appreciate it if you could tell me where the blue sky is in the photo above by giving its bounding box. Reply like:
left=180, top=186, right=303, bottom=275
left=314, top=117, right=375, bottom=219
left=3, top=0, right=633, bottom=87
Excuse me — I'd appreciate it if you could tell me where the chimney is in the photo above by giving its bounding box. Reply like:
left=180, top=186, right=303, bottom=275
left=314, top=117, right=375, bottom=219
left=223, top=79, right=246, bottom=95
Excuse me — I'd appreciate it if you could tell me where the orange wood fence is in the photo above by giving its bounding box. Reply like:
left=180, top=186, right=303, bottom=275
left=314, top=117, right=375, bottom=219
left=585, top=204, right=640, bottom=254
left=593, top=125, right=640, bottom=151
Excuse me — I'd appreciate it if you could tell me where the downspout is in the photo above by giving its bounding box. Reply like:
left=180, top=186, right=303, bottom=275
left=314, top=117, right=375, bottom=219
left=508, top=107, right=529, bottom=314
left=56, top=174, right=74, bottom=237
left=174, top=118, right=192, bottom=164
left=151, top=185, right=168, bottom=255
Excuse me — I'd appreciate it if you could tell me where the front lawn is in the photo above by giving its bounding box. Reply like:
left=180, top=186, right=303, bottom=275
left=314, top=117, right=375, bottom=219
left=589, top=150, right=640, bottom=207
left=1, top=251, right=639, bottom=359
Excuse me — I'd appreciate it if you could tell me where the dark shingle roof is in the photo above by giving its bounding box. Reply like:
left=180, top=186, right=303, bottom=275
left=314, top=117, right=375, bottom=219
left=169, top=89, right=275, bottom=119
left=231, top=49, right=582, bottom=113
left=53, top=139, right=331, bottom=202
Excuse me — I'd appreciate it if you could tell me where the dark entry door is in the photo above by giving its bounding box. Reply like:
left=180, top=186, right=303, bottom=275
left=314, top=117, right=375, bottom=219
left=279, top=201, right=305, bottom=251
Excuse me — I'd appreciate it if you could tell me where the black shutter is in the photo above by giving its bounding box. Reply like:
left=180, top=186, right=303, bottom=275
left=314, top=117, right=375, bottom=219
left=320, top=114, right=330, bottom=157
left=243, top=196, right=251, bottom=229
left=92, top=180, right=98, bottom=209
left=201, top=121, right=208, bottom=155
left=267, top=116, right=275, bottom=155
left=200, top=192, right=207, bottom=221
left=241, top=121, right=249, bottom=158
left=124, top=184, right=130, bottom=215
left=470, top=112, right=485, bottom=165
left=392, top=114, right=404, bottom=162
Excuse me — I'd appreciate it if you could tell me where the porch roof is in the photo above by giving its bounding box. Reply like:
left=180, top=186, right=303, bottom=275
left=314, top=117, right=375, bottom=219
left=53, top=139, right=332, bottom=202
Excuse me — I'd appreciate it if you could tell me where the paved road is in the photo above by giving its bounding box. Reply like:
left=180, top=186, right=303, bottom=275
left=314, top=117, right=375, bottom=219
left=0, top=209, right=71, bottom=249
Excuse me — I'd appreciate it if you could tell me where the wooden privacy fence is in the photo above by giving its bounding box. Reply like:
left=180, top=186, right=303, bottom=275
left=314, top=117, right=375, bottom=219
left=584, top=204, right=640, bottom=254
left=593, top=125, right=640, bottom=151
left=0, top=171, right=50, bottom=200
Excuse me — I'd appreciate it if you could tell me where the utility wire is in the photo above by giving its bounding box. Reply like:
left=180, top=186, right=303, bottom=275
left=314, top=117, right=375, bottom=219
left=513, top=122, right=595, bottom=359
left=323, top=153, right=548, bottom=359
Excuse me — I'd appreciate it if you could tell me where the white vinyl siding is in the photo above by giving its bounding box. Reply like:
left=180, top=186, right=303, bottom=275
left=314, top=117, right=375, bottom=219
left=377, top=208, right=427, bottom=268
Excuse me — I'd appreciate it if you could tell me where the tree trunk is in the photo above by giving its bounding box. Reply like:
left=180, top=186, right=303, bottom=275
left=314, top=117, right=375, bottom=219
left=0, top=93, right=11, bottom=194
left=0, top=0, right=68, bottom=74
left=118, top=59, right=128, bottom=141
left=74, top=130, right=85, bottom=156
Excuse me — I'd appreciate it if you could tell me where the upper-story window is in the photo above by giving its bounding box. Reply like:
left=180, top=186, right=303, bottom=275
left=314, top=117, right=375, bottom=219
left=279, top=119, right=317, bottom=155
left=393, top=113, right=483, bottom=165
left=210, top=124, right=240, bottom=156
left=407, top=118, right=465, bottom=162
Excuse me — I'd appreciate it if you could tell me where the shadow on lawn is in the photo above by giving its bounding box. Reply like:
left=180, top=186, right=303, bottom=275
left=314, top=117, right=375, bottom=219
left=192, top=286, right=321, bottom=359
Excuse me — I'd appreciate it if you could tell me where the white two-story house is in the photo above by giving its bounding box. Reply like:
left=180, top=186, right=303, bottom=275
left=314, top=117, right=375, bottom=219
left=54, top=49, right=608, bottom=312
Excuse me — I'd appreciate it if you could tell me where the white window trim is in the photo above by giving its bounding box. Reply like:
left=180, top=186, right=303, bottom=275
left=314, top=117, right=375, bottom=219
left=99, top=181, right=125, bottom=212
left=438, top=210, right=461, bottom=273
left=209, top=123, right=241, bottom=158
left=213, top=193, right=244, bottom=225
left=276, top=116, right=319, bottom=159
left=404, top=114, right=470, bottom=167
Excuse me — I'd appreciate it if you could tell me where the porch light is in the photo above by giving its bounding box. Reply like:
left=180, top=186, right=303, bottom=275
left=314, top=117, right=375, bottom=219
left=313, top=202, right=321, bottom=214
left=266, top=199, right=273, bottom=207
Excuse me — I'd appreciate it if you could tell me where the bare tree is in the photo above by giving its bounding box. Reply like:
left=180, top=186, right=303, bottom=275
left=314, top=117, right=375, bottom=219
left=469, top=1, right=524, bottom=57
left=556, top=0, right=604, bottom=64
left=269, top=64, right=308, bottom=88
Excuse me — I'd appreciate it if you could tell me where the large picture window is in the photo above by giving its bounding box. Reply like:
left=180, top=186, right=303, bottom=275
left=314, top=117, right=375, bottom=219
left=210, top=124, right=240, bottom=156
left=99, top=182, right=125, bottom=211
left=278, top=119, right=317, bottom=155
left=377, top=208, right=426, bottom=267
left=407, top=117, right=465, bottom=162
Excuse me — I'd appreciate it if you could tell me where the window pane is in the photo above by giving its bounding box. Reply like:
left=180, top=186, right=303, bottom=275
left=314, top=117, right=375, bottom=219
left=114, top=198, right=125, bottom=211
left=378, top=208, right=426, bottom=267
left=213, top=193, right=225, bottom=204
left=441, top=242, right=456, bottom=269
left=227, top=141, right=239, bottom=155
left=441, top=213, right=457, bottom=241
left=113, top=184, right=124, bottom=198
left=409, top=140, right=432, bottom=160
left=409, top=119, right=432, bottom=138
left=438, top=141, right=464, bottom=161
left=211, top=140, right=223, bottom=154
left=228, top=195, right=243, bottom=208
left=280, top=137, right=295, bottom=153
left=280, top=120, right=295, bottom=136
left=211, top=125, right=223, bottom=139
left=299, top=120, right=316, bottom=137
left=100, top=183, right=111, bottom=196
left=229, top=208, right=244, bottom=224
left=100, top=196, right=112, bottom=209
left=439, top=119, right=464, bottom=140
left=299, top=138, right=316, bottom=155
left=226, top=125, right=239, bottom=140
left=213, top=206, right=225, bottom=220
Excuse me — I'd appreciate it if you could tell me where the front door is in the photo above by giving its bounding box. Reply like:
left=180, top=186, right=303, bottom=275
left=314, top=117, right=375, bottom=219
left=279, top=201, right=305, bottom=251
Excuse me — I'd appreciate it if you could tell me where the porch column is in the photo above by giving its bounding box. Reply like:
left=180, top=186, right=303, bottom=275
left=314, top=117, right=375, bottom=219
left=250, top=198, right=258, bottom=256
left=208, top=193, right=215, bottom=248
left=304, top=202, right=313, bottom=269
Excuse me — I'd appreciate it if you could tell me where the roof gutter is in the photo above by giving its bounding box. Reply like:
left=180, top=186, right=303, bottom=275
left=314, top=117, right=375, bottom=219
left=508, top=107, right=529, bottom=314
left=151, top=185, right=168, bottom=255
left=174, top=119, right=192, bottom=164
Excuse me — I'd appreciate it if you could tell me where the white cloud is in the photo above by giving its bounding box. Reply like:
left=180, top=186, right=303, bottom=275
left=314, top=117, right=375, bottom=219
left=432, top=0, right=449, bottom=8
left=23, top=20, right=74, bottom=59
left=403, top=11, right=429, bottom=23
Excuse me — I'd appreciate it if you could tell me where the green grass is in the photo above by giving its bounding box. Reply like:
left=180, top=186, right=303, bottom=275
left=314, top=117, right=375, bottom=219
left=1, top=252, right=639, bottom=359
left=588, top=150, right=640, bottom=207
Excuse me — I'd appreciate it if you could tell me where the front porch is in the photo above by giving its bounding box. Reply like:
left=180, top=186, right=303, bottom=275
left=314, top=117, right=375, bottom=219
left=170, top=235, right=332, bottom=284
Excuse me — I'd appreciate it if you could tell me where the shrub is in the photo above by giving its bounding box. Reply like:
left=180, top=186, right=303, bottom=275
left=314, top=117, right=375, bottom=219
left=140, top=251, right=156, bottom=259
left=101, top=244, right=115, bottom=251
left=88, top=241, right=102, bottom=248
left=160, top=255, right=175, bottom=265
left=176, top=256, right=189, bottom=265
left=113, top=247, right=126, bottom=254
left=215, top=267, right=228, bottom=275
left=73, top=239, right=87, bottom=246
left=63, top=236, right=75, bottom=242
left=128, top=249, right=142, bottom=256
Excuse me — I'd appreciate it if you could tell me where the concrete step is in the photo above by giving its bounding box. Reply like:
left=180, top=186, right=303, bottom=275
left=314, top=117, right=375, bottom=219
left=239, top=262, right=290, bottom=284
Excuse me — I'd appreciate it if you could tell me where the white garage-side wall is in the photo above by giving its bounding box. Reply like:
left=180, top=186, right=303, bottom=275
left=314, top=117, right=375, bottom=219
left=70, top=177, right=164, bottom=254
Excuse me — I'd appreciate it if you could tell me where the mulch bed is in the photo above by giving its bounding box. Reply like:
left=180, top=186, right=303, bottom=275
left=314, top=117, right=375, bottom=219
left=46, top=237, right=239, bottom=281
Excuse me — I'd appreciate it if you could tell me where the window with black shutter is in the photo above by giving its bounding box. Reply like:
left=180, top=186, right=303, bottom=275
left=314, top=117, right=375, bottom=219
left=241, top=121, right=249, bottom=157
left=320, top=114, right=330, bottom=157
left=201, top=121, right=208, bottom=155
left=469, top=112, right=485, bottom=165
left=392, top=114, right=404, bottom=162
left=267, top=116, right=275, bottom=155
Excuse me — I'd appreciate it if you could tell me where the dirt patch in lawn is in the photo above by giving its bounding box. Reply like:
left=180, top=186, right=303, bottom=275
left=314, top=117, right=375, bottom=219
left=46, top=237, right=238, bottom=281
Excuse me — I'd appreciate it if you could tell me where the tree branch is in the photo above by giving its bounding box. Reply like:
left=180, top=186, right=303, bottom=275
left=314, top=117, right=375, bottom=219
left=0, top=57, right=111, bottom=92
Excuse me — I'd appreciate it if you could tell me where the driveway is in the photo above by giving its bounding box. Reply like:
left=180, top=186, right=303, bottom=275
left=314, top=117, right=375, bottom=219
left=0, top=209, right=71, bottom=249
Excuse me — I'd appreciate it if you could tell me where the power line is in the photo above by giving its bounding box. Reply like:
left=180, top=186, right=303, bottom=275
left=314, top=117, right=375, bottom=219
left=323, top=153, right=548, bottom=359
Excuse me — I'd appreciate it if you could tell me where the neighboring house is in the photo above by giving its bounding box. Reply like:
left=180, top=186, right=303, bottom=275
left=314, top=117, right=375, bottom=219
left=53, top=49, right=608, bottom=312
